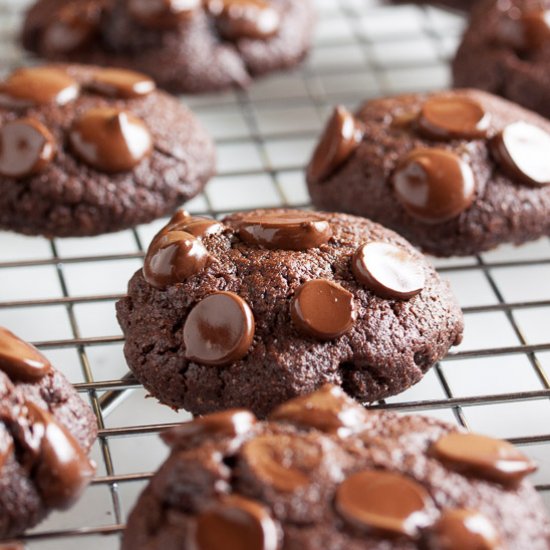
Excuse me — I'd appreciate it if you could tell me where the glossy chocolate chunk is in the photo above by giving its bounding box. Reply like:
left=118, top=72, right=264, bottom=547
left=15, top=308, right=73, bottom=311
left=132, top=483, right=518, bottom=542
left=392, top=148, right=475, bottom=224
left=195, top=495, right=279, bottom=550
left=290, top=279, right=356, bottom=340
left=0, top=327, right=51, bottom=382
left=335, top=470, right=431, bottom=537
left=207, top=0, right=281, bottom=40
left=490, top=122, right=550, bottom=187
left=235, top=211, right=332, bottom=250
left=0, top=67, right=79, bottom=108
left=143, top=230, right=209, bottom=289
left=128, top=0, right=200, bottom=29
left=270, top=384, right=368, bottom=435
left=496, top=9, right=550, bottom=51
left=183, top=291, right=255, bottom=366
left=351, top=241, right=425, bottom=299
left=87, top=69, right=156, bottom=99
left=432, top=432, right=537, bottom=486
left=308, top=106, right=364, bottom=184
left=418, top=96, right=490, bottom=140
left=0, top=118, right=56, bottom=178
left=426, top=509, right=500, bottom=550
left=69, top=107, right=153, bottom=172
left=165, top=210, right=224, bottom=238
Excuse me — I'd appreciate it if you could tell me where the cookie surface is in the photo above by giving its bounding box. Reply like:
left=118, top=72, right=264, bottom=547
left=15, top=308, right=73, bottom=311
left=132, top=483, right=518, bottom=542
left=0, top=327, right=97, bottom=538
left=122, top=384, right=550, bottom=549
left=306, top=89, right=550, bottom=256
left=0, top=64, right=215, bottom=237
left=21, top=0, right=314, bottom=94
left=116, top=208, right=463, bottom=418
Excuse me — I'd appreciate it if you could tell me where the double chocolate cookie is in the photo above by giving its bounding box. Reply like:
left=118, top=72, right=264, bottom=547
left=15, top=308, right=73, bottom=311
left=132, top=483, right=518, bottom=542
left=0, top=64, right=215, bottom=237
left=0, top=326, right=97, bottom=538
left=116, top=208, right=463, bottom=418
left=453, top=0, right=550, bottom=119
left=21, top=0, right=314, bottom=94
left=123, top=384, right=550, bottom=549
left=307, top=90, right=550, bottom=256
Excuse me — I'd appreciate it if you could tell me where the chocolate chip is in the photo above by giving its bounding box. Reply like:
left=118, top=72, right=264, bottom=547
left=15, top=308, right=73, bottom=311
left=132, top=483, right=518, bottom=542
left=0, top=118, right=56, bottom=178
left=195, top=494, right=279, bottom=550
left=490, top=122, right=550, bottom=187
left=207, top=0, right=281, bottom=40
left=87, top=68, right=156, bottom=99
left=0, top=327, right=51, bottom=382
left=0, top=67, right=79, bottom=108
left=495, top=10, right=550, bottom=51
left=143, top=230, right=209, bottom=289
left=308, top=106, right=364, bottom=184
left=417, top=96, right=490, bottom=140
left=183, top=291, right=255, bottom=366
left=351, top=241, right=425, bottom=299
left=128, top=0, right=200, bottom=29
left=69, top=107, right=153, bottom=172
left=335, top=470, right=432, bottom=537
left=392, top=148, right=476, bottom=224
left=432, top=432, right=537, bottom=486
left=0, top=436, right=13, bottom=471
left=235, top=211, right=332, bottom=250
left=290, top=279, right=356, bottom=340
left=165, top=210, right=224, bottom=238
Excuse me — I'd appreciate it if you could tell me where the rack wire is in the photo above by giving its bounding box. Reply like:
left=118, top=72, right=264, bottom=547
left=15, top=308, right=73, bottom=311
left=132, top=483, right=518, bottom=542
left=0, top=0, right=549, bottom=547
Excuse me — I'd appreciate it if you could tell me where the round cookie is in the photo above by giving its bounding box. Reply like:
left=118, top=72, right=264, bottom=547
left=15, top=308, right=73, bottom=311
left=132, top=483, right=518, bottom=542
left=0, top=64, right=215, bottom=237
left=122, top=384, right=550, bottom=549
left=20, top=0, right=314, bottom=94
left=306, top=90, right=550, bottom=257
left=0, top=326, right=97, bottom=538
left=116, top=208, right=463, bottom=418
left=453, top=0, right=550, bottom=119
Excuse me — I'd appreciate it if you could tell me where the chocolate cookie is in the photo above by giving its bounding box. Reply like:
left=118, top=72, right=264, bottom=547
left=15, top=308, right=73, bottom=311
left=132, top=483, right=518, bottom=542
left=0, top=64, right=215, bottom=237
left=306, top=90, right=550, bottom=257
left=116, top=208, right=463, bottom=418
left=20, top=0, right=314, bottom=94
left=0, top=326, right=97, bottom=539
left=122, top=384, right=550, bottom=549
left=453, top=0, right=550, bottom=119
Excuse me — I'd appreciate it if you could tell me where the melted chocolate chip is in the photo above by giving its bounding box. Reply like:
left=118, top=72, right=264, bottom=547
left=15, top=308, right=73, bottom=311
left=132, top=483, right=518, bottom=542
left=490, top=122, right=550, bottom=187
left=128, top=0, right=200, bottom=29
left=432, top=432, right=537, bottom=486
left=143, top=230, right=209, bottom=289
left=183, top=291, right=255, bottom=366
left=195, top=494, right=279, bottom=550
left=308, top=106, right=364, bottom=184
left=0, top=327, right=51, bottom=382
left=235, top=211, right=332, bottom=250
left=165, top=210, right=224, bottom=237
left=87, top=68, right=156, bottom=99
left=417, top=96, right=490, bottom=140
left=0, top=118, right=56, bottom=179
left=392, top=148, right=476, bottom=224
left=291, top=279, right=356, bottom=340
left=335, top=470, right=432, bottom=537
left=0, top=67, right=79, bottom=108
left=351, top=241, right=425, bottom=299
left=207, top=0, right=281, bottom=40
left=69, top=107, right=153, bottom=172
left=495, top=10, right=550, bottom=51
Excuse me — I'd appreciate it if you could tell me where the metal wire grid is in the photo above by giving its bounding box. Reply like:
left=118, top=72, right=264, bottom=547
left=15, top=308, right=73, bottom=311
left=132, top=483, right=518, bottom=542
left=0, top=0, right=549, bottom=547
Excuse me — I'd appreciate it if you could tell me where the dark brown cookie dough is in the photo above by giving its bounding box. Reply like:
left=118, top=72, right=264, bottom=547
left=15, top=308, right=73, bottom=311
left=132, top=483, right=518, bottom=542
left=20, top=0, right=314, bottom=94
left=0, top=326, right=97, bottom=539
left=0, top=64, right=215, bottom=237
left=306, top=89, right=550, bottom=257
left=453, top=0, right=550, bottom=119
left=116, top=209, right=463, bottom=418
left=122, top=385, right=550, bottom=550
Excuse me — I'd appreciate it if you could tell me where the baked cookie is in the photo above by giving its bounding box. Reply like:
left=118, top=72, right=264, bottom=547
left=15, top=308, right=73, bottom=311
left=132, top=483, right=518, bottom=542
left=306, top=90, right=550, bottom=257
left=116, top=208, right=463, bottom=418
left=123, top=384, right=550, bottom=549
left=453, top=0, right=550, bottom=119
left=0, top=326, right=97, bottom=538
left=21, top=0, right=314, bottom=94
left=0, top=64, right=215, bottom=237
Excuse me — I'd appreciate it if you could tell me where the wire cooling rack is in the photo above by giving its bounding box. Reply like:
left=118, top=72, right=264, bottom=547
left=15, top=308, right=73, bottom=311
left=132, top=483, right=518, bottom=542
left=0, top=0, right=549, bottom=547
